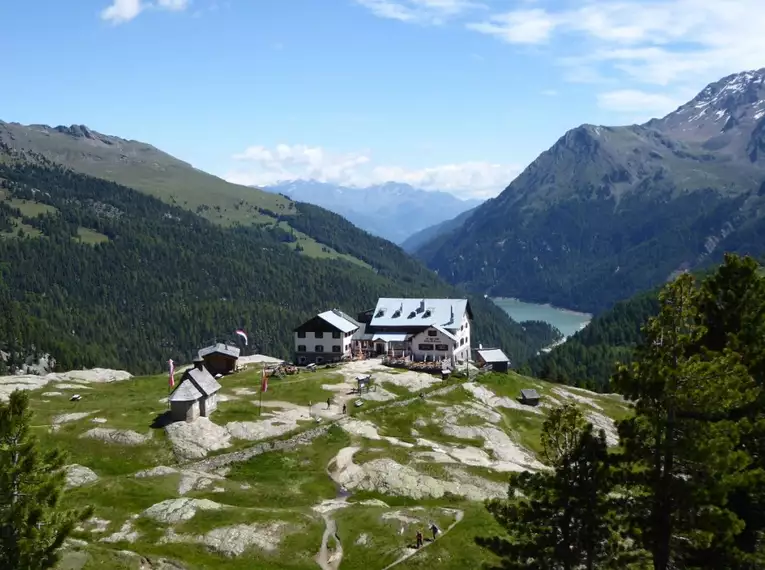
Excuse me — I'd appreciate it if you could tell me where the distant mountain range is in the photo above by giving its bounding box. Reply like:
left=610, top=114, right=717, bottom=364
left=265, top=180, right=482, bottom=244
left=414, top=68, right=765, bottom=314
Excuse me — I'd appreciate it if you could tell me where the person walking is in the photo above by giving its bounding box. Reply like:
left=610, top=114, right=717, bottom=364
left=342, top=403, right=347, bottom=414
left=430, top=522, right=439, bottom=541
left=326, top=397, right=332, bottom=410
left=416, top=530, right=423, bottom=549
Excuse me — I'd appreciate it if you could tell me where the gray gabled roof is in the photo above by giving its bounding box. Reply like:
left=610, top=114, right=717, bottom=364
left=431, top=324, right=458, bottom=342
left=169, top=379, right=204, bottom=403
left=477, top=348, right=510, bottom=363
left=317, top=310, right=359, bottom=333
left=370, top=298, right=470, bottom=328
left=198, top=343, right=240, bottom=359
left=183, top=366, right=222, bottom=396
left=520, top=389, right=540, bottom=400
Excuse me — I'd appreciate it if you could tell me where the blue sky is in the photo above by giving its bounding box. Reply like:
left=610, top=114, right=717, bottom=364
left=2, top=1, right=763, bottom=198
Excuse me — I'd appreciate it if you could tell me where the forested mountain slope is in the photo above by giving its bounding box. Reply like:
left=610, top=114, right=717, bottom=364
left=401, top=205, right=479, bottom=253
left=0, top=145, right=554, bottom=374
left=526, top=258, right=765, bottom=391
left=416, top=69, right=765, bottom=314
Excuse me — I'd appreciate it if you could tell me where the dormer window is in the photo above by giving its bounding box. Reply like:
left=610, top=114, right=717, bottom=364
left=427, top=329, right=438, bottom=337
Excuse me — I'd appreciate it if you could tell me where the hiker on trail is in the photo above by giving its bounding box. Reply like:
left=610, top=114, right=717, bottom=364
left=416, top=530, right=423, bottom=549
left=327, top=397, right=332, bottom=409
left=430, top=522, right=440, bottom=541
left=342, top=403, right=347, bottom=414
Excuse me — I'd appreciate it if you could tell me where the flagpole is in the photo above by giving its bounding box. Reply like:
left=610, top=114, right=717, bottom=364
left=259, top=362, right=265, bottom=416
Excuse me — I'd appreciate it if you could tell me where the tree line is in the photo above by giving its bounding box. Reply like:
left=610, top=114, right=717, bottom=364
left=0, top=153, right=559, bottom=374
left=481, top=254, right=765, bottom=569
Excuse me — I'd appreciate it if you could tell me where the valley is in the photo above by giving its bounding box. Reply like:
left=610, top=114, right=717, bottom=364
left=1, top=357, right=627, bottom=570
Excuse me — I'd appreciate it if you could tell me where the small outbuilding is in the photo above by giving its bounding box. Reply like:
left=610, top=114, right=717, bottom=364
left=198, top=343, right=240, bottom=376
left=519, top=388, right=540, bottom=407
left=169, top=359, right=223, bottom=422
left=476, top=348, right=511, bottom=373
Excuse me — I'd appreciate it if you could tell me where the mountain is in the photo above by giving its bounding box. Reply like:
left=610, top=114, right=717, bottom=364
left=415, top=68, right=765, bottom=314
left=0, top=121, right=294, bottom=228
left=401, top=205, right=479, bottom=253
left=0, top=138, right=556, bottom=375
left=266, top=180, right=482, bottom=244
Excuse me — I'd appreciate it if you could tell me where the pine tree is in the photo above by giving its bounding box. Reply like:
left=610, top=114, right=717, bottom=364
left=613, top=271, right=758, bottom=570
left=0, top=390, right=92, bottom=570
left=478, top=404, right=635, bottom=569
left=689, top=254, right=765, bottom=568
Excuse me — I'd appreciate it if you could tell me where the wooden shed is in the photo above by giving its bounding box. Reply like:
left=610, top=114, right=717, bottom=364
left=476, top=348, right=511, bottom=373
left=520, top=388, right=540, bottom=407
left=198, top=343, right=240, bottom=376
left=169, top=360, right=223, bottom=422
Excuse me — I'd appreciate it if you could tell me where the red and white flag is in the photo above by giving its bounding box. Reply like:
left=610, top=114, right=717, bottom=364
left=168, top=359, right=175, bottom=388
left=260, top=367, right=268, bottom=393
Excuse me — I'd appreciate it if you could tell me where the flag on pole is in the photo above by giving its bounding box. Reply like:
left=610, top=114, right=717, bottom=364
left=261, top=367, right=268, bottom=393
left=168, top=359, right=175, bottom=388
left=235, top=329, right=249, bottom=345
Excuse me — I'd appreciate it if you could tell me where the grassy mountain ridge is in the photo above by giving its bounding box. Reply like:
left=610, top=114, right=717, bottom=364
left=416, top=69, right=765, bottom=314
left=0, top=120, right=292, bottom=226
left=0, top=145, right=555, bottom=374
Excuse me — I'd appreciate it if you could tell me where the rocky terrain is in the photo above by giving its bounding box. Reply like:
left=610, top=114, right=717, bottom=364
left=2, top=358, right=628, bottom=570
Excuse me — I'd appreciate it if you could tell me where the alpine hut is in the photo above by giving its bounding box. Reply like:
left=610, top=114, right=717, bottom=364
left=169, top=358, right=223, bottom=422
left=198, top=343, right=240, bottom=376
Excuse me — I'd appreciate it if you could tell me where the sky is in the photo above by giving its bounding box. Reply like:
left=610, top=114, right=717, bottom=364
left=2, top=1, right=764, bottom=199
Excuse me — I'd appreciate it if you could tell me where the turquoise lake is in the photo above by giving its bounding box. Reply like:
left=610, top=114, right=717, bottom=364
left=493, top=297, right=592, bottom=338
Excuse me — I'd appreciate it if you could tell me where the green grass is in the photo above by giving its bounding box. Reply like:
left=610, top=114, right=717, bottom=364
left=219, top=368, right=346, bottom=407
left=336, top=504, right=460, bottom=569
left=275, top=220, right=371, bottom=267
left=75, top=226, right=110, bottom=245
left=219, top=425, right=351, bottom=508
left=7, top=197, right=58, bottom=217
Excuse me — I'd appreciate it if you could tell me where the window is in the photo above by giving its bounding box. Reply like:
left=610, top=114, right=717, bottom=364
left=418, top=343, right=434, bottom=351
left=298, top=356, right=306, bottom=364
left=332, top=345, right=341, bottom=353
left=297, top=345, right=306, bottom=352
left=460, top=338, right=465, bottom=346
left=332, top=331, right=341, bottom=339
left=427, top=329, right=438, bottom=337
left=315, top=331, right=324, bottom=339
left=435, top=344, right=449, bottom=352
left=316, top=357, right=324, bottom=364
left=315, top=345, right=324, bottom=352
left=297, top=331, right=306, bottom=338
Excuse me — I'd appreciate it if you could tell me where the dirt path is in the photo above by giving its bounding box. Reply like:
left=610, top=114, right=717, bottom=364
left=381, top=509, right=465, bottom=570
left=316, top=513, right=343, bottom=570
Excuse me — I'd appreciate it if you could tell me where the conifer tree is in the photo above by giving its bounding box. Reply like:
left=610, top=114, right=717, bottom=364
left=0, top=390, right=92, bottom=570
left=478, top=404, right=635, bottom=569
left=613, top=271, right=758, bottom=570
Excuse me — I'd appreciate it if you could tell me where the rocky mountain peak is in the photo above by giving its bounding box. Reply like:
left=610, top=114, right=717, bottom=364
left=650, top=68, right=765, bottom=146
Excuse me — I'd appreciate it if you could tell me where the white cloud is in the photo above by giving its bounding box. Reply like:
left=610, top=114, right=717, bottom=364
left=226, top=144, right=519, bottom=199
left=101, top=0, right=144, bottom=23
left=354, top=0, right=480, bottom=25
left=100, top=0, right=189, bottom=24
left=540, top=89, right=558, bottom=96
left=596, top=89, right=689, bottom=115
left=461, top=1, right=765, bottom=116
left=466, top=1, right=765, bottom=87
left=466, top=9, right=557, bottom=44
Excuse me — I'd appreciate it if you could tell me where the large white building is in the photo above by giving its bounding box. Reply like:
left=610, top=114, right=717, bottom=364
left=292, top=309, right=359, bottom=365
left=293, top=298, right=472, bottom=366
